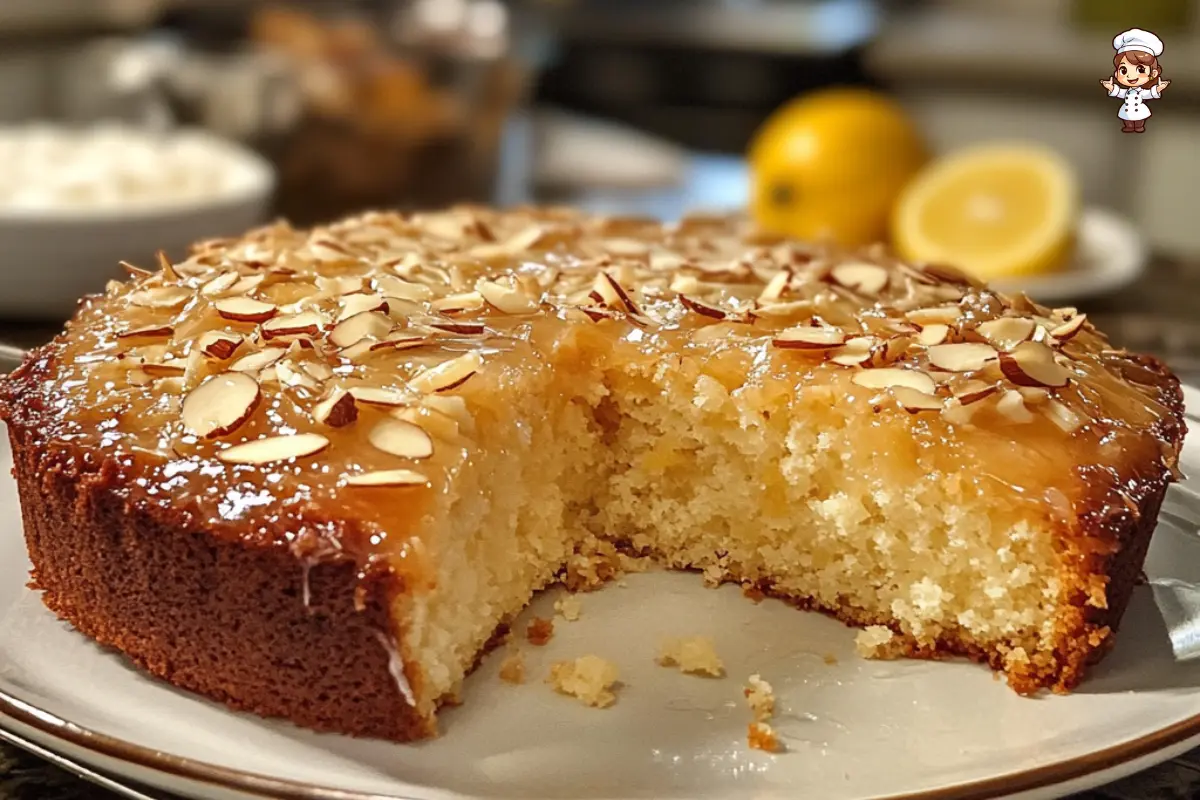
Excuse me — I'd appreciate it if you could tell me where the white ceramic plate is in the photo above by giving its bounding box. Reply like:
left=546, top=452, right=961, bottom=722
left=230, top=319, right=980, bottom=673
left=1, top=398, right=1199, bottom=800
left=990, top=208, right=1146, bottom=306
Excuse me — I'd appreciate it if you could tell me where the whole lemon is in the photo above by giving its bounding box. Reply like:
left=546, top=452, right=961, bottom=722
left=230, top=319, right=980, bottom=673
left=748, top=88, right=928, bottom=248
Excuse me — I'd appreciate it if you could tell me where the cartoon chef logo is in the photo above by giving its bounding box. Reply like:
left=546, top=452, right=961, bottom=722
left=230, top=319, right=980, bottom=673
left=1101, top=28, right=1170, bottom=133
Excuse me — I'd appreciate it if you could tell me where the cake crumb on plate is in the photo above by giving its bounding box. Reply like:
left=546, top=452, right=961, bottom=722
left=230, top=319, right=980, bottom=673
left=748, top=721, right=784, bottom=753
left=743, top=673, right=775, bottom=722
left=554, top=593, right=582, bottom=621
left=499, top=648, right=525, bottom=684
left=548, top=655, right=620, bottom=707
left=856, top=625, right=902, bottom=659
left=657, top=636, right=724, bottom=677
left=526, top=617, right=554, bottom=646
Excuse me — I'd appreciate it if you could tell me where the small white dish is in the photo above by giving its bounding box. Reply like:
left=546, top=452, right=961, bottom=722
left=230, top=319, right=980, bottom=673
left=0, top=127, right=274, bottom=320
left=2, top=413, right=1200, bottom=800
left=991, top=207, right=1147, bottom=306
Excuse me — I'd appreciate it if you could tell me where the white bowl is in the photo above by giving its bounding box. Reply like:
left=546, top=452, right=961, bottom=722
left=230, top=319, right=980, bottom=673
left=0, top=130, right=275, bottom=320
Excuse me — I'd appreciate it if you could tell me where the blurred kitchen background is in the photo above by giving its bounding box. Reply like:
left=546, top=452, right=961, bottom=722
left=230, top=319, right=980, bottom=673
left=0, top=0, right=1198, bottom=384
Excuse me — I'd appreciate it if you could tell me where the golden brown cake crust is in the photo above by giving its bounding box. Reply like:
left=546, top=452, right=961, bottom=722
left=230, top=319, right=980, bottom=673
left=3, top=346, right=425, bottom=741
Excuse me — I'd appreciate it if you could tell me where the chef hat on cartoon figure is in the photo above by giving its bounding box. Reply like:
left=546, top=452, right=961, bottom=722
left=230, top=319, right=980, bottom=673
left=1113, top=28, right=1164, bottom=57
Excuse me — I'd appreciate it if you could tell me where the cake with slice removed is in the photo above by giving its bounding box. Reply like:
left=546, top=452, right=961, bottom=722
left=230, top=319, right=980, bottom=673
left=0, top=205, right=1185, bottom=741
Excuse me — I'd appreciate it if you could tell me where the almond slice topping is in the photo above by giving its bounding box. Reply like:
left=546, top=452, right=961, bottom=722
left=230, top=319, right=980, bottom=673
left=428, top=320, right=486, bottom=336
left=120, top=260, right=152, bottom=278
left=954, top=380, right=999, bottom=405
left=999, top=341, right=1072, bottom=388
left=410, top=352, right=482, bottom=393
left=142, top=362, right=186, bottom=378
left=852, top=367, right=936, bottom=394
left=215, top=297, right=278, bottom=323
left=478, top=279, right=538, bottom=315
left=892, top=386, right=943, bottom=413
left=181, top=372, right=260, bottom=438
left=128, top=286, right=192, bottom=309
left=261, top=311, right=325, bottom=341
left=975, top=317, right=1036, bottom=351
left=196, top=331, right=243, bottom=360
left=758, top=269, right=791, bottom=303
left=595, top=272, right=643, bottom=315
left=917, top=324, right=950, bottom=346
left=200, top=271, right=240, bottom=297
left=1044, top=399, right=1083, bottom=433
left=906, top=306, right=962, bottom=326
left=217, top=433, right=330, bottom=465
left=349, top=386, right=412, bottom=408
left=679, top=295, right=727, bottom=320
left=230, top=347, right=286, bottom=374
left=345, top=469, right=429, bottom=488
left=996, top=390, right=1034, bottom=423
left=156, top=250, right=181, bottom=282
left=1050, top=314, right=1087, bottom=341
left=117, top=325, right=174, bottom=345
left=338, top=293, right=390, bottom=322
left=275, top=361, right=319, bottom=390
left=375, top=275, right=434, bottom=302
left=830, top=337, right=876, bottom=366
left=368, top=418, right=434, bottom=459
left=312, top=388, right=358, bottom=428
left=830, top=262, right=888, bottom=295
left=926, top=342, right=998, bottom=373
left=431, top=292, right=485, bottom=314
left=329, top=311, right=393, bottom=348
left=772, top=326, right=846, bottom=351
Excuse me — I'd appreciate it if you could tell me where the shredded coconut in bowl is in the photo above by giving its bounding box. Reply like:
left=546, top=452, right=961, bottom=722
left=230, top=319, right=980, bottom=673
left=0, top=124, right=271, bottom=215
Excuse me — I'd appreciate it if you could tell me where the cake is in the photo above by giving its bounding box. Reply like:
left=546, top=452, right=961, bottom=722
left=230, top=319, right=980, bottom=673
left=0, top=205, right=1185, bottom=742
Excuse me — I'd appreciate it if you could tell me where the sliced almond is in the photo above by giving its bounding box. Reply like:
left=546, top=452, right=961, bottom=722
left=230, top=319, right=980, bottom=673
left=596, top=272, right=643, bottom=315
left=316, top=275, right=366, bottom=296
left=830, top=262, right=888, bottom=295
left=120, top=260, right=152, bottom=278
left=830, top=337, right=876, bottom=366
left=275, top=360, right=319, bottom=390
left=384, top=332, right=433, bottom=351
left=1016, top=386, right=1050, bottom=405
left=409, top=352, right=482, bottom=393
left=679, top=295, right=727, bottom=320
left=128, top=286, right=192, bottom=309
left=156, top=250, right=181, bottom=282
left=954, top=380, right=999, bottom=405
left=921, top=262, right=979, bottom=287
left=368, top=418, right=434, bottom=459
left=752, top=300, right=813, bottom=320
left=917, top=323, right=950, bottom=346
left=431, top=291, right=484, bottom=314
left=1050, top=314, right=1087, bottom=341
left=340, top=339, right=378, bottom=361
left=200, top=271, right=240, bottom=297
left=892, top=386, right=943, bottom=413
left=117, top=325, right=174, bottom=345
left=141, top=362, right=186, bottom=378
left=228, top=274, right=266, bottom=296
left=261, top=311, right=325, bottom=341
left=181, top=372, right=260, bottom=438
left=906, top=306, right=962, bottom=326
left=338, top=293, right=390, bottom=322
left=1044, top=399, right=1083, bottom=433
left=976, top=317, right=1036, bottom=351
left=329, top=311, right=393, bottom=348
left=345, top=469, right=428, bottom=488
left=772, top=326, right=846, bottom=351
left=941, top=397, right=977, bottom=426
left=428, top=320, right=486, bottom=336
left=312, top=388, right=358, bottom=428
left=851, top=367, right=936, bottom=394
left=926, top=342, right=997, bottom=373
left=758, top=269, right=791, bottom=303
left=214, top=297, right=278, bottom=323
left=996, top=390, right=1034, bottom=423
left=872, top=335, right=914, bottom=366
left=375, top=274, right=434, bottom=302
left=349, top=386, right=412, bottom=408
left=217, top=433, right=330, bottom=465
left=999, top=342, right=1071, bottom=388
left=230, top=347, right=286, bottom=374
left=671, top=274, right=702, bottom=295
left=478, top=279, right=538, bottom=314
left=302, top=361, right=334, bottom=381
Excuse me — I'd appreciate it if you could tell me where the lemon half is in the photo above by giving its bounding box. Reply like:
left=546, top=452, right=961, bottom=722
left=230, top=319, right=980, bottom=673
left=890, top=143, right=1079, bottom=281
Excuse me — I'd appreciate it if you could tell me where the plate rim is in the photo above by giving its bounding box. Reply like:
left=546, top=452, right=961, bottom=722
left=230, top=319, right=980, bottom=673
left=0, top=391, right=1197, bottom=800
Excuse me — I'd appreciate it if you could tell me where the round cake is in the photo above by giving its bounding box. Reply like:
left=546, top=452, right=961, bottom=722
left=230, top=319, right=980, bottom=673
left=0, top=205, right=1185, bottom=741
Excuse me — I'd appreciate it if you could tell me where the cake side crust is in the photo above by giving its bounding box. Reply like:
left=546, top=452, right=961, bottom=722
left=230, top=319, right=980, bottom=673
left=7, top=416, right=430, bottom=742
